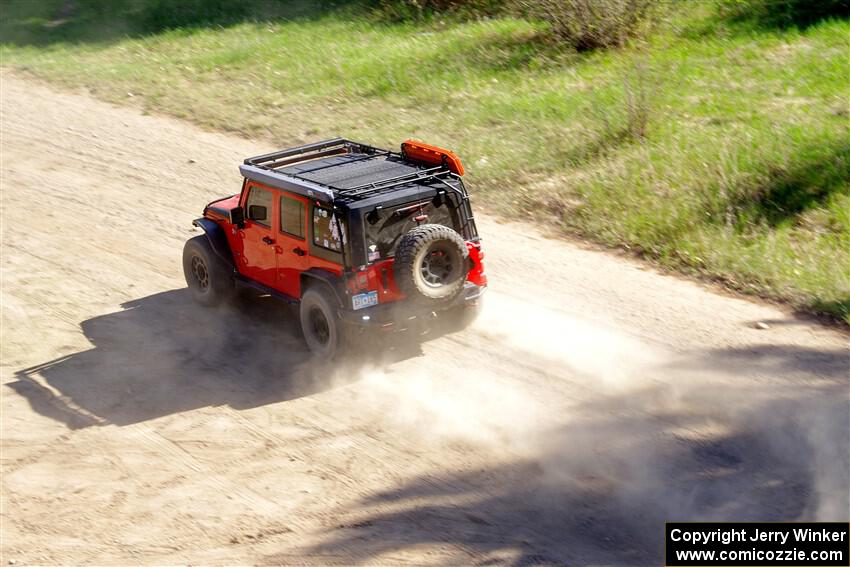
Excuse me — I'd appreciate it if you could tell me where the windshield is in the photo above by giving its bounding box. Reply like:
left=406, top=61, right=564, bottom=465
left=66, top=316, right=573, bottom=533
left=363, top=196, right=461, bottom=263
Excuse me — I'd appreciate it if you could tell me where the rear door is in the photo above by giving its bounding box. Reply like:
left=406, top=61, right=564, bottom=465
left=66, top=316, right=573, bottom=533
left=275, top=191, right=309, bottom=297
left=237, top=183, right=277, bottom=288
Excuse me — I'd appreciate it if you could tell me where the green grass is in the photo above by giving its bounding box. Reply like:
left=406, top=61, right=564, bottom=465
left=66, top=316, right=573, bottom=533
left=2, top=0, right=848, bottom=321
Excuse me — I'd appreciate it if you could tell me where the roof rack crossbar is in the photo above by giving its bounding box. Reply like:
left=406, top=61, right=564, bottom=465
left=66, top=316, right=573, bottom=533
left=337, top=165, right=448, bottom=197
left=294, top=150, right=394, bottom=176
left=337, top=172, right=450, bottom=198
left=262, top=147, right=348, bottom=170
left=245, top=138, right=349, bottom=167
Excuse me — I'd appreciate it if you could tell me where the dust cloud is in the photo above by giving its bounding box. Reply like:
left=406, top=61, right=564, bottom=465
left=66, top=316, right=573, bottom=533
left=321, top=291, right=847, bottom=525
left=329, top=292, right=663, bottom=451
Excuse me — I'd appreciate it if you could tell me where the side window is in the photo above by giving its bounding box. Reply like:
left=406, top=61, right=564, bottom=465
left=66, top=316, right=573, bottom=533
left=312, top=206, right=346, bottom=252
left=245, top=186, right=272, bottom=227
left=280, top=194, right=305, bottom=239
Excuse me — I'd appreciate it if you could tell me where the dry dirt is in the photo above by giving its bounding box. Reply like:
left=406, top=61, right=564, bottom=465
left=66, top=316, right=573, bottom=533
left=1, top=72, right=848, bottom=566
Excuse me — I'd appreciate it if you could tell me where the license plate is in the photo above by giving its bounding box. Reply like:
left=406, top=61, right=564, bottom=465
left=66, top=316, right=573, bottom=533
left=352, top=290, right=378, bottom=310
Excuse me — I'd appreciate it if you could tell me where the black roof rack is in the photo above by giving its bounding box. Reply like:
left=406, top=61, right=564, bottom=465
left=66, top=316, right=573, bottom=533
left=240, top=138, right=455, bottom=203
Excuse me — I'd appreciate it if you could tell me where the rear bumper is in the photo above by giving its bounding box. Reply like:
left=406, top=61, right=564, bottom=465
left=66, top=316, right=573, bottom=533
left=339, top=282, right=485, bottom=329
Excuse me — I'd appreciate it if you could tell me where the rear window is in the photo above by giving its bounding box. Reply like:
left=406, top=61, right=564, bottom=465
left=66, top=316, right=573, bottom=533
left=363, top=197, right=459, bottom=262
left=312, top=206, right=346, bottom=252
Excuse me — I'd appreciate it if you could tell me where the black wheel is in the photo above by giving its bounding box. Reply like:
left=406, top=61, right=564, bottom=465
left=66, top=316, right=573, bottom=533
left=182, top=235, right=234, bottom=306
left=300, top=286, right=347, bottom=357
left=393, top=224, right=469, bottom=304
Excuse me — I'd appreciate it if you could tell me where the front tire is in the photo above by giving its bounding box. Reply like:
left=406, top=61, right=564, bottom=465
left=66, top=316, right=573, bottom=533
left=299, top=286, right=347, bottom=358
left=182, top=235, right=234, bottom=306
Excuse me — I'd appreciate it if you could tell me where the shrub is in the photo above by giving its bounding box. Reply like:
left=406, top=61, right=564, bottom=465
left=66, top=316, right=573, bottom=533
left=515, top=0, right=654, bottom=50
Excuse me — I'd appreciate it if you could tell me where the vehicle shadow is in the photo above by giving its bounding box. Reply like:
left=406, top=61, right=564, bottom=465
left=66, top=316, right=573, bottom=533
left=289, top=346, right=849, bottom=566
left=7, top=288, right=438, bottom=430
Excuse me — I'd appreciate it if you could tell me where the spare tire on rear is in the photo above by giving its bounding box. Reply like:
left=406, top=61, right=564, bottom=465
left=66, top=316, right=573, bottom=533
left=393, top=224, right=469, bottom=303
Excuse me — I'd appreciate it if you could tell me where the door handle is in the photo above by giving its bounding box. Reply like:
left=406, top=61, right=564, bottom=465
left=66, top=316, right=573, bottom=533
left=292, top=247, right=306, bottom=256
left=262, top=236, right=275, bottom=245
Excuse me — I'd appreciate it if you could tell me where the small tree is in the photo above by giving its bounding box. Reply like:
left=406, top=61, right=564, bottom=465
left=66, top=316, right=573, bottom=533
left=515, top=0, right=654, bottom=50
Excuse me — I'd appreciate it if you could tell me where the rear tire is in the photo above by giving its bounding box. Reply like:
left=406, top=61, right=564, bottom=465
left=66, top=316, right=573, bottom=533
left=300, top=286, right=347, bottom=358
left=182, top=235, right=234, bottom=306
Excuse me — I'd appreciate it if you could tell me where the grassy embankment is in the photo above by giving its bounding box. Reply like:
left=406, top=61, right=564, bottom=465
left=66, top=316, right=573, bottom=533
left=2, top=1, right=848, bottom=320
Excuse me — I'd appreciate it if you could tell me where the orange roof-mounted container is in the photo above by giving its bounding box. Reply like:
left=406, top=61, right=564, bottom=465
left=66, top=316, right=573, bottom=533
left=401, top=140, right=465, bottom=176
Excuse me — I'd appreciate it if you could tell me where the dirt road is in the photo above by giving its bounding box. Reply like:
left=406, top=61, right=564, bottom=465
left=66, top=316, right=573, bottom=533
left=1, top=72, right=848, bottom=566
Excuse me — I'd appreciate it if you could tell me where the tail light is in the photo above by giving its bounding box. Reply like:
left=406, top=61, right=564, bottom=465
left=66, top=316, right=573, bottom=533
left=465, top=241, right=487, bottom=286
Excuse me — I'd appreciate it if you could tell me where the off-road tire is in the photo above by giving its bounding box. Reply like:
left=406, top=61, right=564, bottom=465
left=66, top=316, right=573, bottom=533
left=300, top=285, right=348, bottom=358
left=182, top=235, right=234, bottom=306
left=393, top=224, right=469, bottom=304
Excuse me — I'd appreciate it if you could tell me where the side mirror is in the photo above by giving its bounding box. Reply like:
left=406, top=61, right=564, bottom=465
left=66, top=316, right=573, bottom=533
left=229, top=206, right=245, bottom=227
left=248, top=204, right=267, bottom=222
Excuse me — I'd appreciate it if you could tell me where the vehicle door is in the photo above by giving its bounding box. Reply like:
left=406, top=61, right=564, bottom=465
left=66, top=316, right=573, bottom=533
left=238, top=183, right=278, bottom=288
left=275, top=191, right=309, bottom=297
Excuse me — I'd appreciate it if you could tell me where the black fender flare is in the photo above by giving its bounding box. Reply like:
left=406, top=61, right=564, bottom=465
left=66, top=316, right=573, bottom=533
left=300, top=268, right=346, bottom=309
left=192, top=218, right=236, bottom=274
